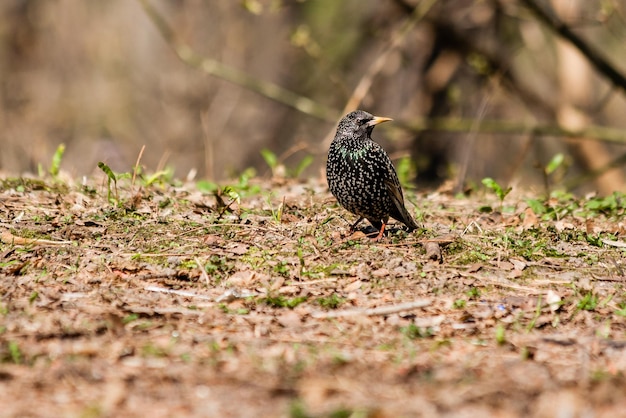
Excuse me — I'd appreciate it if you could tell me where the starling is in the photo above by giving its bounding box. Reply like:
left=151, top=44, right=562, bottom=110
left=326, top=110, right=418, bottom=239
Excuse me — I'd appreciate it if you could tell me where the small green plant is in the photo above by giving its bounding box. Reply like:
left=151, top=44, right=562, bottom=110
left=28, top=291, right=39, bottom=304
left=316, top=293, right=345, bottom=309
left=221, top=186, right=241, bottom=205
left=577, top=292, right=599, bottom=311
left=584, top=192, right=626, bottom=217
left=98, top=162, right=119, bottom=202
left=196, top=179, right=219, bottom=194
left=213, top=185, right=242, bottom=217
left=482, top=177, right=511, bottom=212
left=210, top=168, right=261, bottom=203
left=401, top=323, right=433, bottom=339
left=234, top=168, right=260, bottom=194
left=289, top=400, right=312, bottom=418
left=260, top=148, right=279, bottom=174
left=261, top=148, right=314, bottom=178
left=526, top=295, right=543, bottom=331
left=466, top=287, right=481, bottom=300
left=143, top=167, right=174, bottom=187
left=141, top=342, right=168, bottom=357
left=525, top=198, right=546, bottom=216
left=8, top=341, right=22, bottom=364
left=495, top=323, right=506, bottom=345
left=122, top=313, right=140, bottom=324
left=292, top=155, right=313, bottom=178
left=49, top=143, right=66, bottom=178
left=202, top=255, right=234, bottom=283
left=273, top=260, right=290, bottom=276
left=453, top=299, right=467, bottom=309
left=261, top=295, right=307, bottom=309
left=615, top=302, right=626, bottom=317
left=544, top=153, right=567, bottom=193
left=265, top=193, right=284, bottom=223
left=545, top=153, right=565, bottom=176
left=218, top=303, right=250, bottom=315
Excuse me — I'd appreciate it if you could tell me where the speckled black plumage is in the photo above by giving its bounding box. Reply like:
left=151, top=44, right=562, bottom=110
left=326, top=110, right=418, bottom=238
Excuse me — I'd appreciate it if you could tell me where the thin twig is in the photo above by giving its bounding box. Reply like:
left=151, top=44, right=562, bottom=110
left=601, top=239, right=626, bottom=249
left=126, top=306, right=205, bottom=316
left=311, top=299, right=431, bottom=318
left=478, top=277, right=544, bottom=294
left=293, top=278, right=338, bottom=286
left=131, top=145, right=146, bottom=187
left=195, top=257, right=211, bottom=286
left=0, top=230, right=72, bottom=246
left=145, top=285, right=213, bottom=300
left=277, top=141, right=310, bottom=165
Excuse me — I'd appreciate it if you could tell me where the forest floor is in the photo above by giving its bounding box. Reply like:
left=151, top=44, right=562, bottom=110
left=2, top=171, right=626, bottom=418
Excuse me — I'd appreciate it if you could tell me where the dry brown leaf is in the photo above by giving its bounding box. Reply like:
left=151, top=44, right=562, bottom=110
left=522, top=207, right=538, bottom=230
left=344, top=279, right=363, bottom=292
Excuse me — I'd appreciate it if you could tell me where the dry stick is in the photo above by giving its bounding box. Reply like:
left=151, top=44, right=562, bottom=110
left=120, top=252, right=197, bottom=258
left=179, top=223, right=281, bottom=236
left=293, top=278, right=338, bottom=286
left=127, top=305, right=205, bottom=316
left=195, top=257, right=211, bottom=286
left=277, top=141, right=310, bottom=167
left=183, top=223, right=301, bottom=244
left=155, top=149, right=171, bottom=174
left=137, top=0, right=336, bottom=122
left=131, top=145, right=146, bottom=187
left=312, top=299, right=431, bottom=319
left=601, top=239, right=626, bottom=249
left=145, top=285, right=213, bottom=301
left=0, top=230, right=72, bottom=246
left=479, top=278, right=544, bottom=295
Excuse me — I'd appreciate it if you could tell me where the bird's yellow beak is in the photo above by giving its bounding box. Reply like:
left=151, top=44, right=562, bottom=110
left=367, top=116, right=393, bottom=127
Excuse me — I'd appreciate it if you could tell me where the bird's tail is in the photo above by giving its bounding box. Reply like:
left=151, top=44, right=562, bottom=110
left=385, top=179, right=419, bottom=231
left=397, top=206, right=419, bottom=231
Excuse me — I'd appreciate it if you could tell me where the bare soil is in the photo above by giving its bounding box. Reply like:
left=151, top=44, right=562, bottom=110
left=2, top=174, right=626, bottom=417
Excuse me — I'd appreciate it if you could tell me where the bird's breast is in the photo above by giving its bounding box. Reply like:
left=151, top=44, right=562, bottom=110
left=326, top=142, right=392, bottom=219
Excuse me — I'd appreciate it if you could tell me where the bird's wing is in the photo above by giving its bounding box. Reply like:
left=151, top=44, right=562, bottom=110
left=381, top=152, right=419, bottom=230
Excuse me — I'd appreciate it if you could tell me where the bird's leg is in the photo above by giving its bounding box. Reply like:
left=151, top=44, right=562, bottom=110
left=371, top=222, right=387, bottom=241
left=349, top=217, right=364, bottom=232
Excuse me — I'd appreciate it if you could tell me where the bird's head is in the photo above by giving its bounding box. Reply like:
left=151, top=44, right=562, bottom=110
left=335, top=110, right=393, bottom=142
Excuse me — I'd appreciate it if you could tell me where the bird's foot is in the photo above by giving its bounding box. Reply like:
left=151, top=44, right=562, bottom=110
left=369, top=223, right=387, bottom=241
left=348, top=217, right=364, bottom=234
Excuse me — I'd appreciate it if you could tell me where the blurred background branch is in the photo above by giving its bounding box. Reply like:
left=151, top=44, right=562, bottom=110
left=400, top=117, right=626, bottom=145
left=138, top=0, right=338, bottom=122
left=520, top=0, right=626, bottom=93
